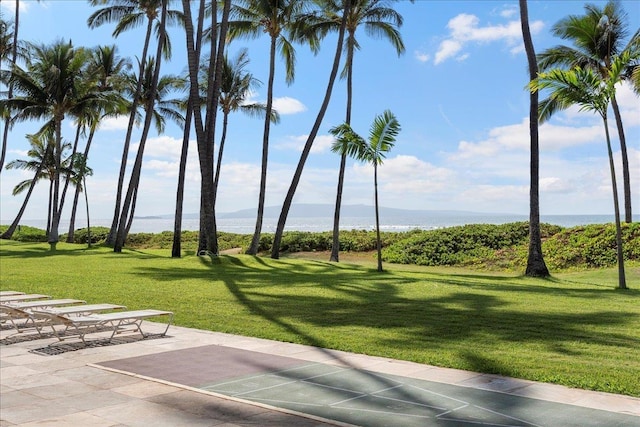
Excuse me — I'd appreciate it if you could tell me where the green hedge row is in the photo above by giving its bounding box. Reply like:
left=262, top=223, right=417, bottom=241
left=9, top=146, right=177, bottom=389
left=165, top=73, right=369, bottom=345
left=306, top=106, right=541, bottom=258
left=2, top=221, right=638, bottom=270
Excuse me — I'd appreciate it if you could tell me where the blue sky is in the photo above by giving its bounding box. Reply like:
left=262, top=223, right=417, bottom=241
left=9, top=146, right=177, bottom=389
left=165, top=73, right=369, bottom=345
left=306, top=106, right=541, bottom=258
left=1, top=0, right=639, bottom=223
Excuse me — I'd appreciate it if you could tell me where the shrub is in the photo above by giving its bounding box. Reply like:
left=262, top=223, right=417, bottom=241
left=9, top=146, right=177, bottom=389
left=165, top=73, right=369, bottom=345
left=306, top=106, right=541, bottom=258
left=65, top=227, right=110, bottom=244
left=0, top=225, right=47, bottom=242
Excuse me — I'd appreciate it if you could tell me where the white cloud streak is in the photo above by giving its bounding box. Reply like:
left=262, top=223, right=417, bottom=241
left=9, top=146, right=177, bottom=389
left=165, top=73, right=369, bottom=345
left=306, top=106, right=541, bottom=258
left=434, top=13, right=544, bottom=65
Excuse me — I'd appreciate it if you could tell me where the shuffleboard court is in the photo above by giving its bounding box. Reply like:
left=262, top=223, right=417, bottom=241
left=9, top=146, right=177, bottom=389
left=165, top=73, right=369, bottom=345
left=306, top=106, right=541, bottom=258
left=97, top=344, right=639, bottom=427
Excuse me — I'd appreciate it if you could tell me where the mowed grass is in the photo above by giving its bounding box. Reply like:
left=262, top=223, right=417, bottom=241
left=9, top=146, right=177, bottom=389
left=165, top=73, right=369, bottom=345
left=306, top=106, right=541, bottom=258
left=1, top=240, right=639, bottom=397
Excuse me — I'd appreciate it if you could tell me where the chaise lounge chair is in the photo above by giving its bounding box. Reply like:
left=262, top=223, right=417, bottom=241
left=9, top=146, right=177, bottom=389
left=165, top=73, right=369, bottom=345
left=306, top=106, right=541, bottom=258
left=0, top=294, right=52, bottom=304
left=8, top=299, right=86, bottom=310
left=0, top=291, right=25, bottom=297
left=33, top=309, right=174, bottom=344
left=0, top=305, right=48, bottom=334
left=44, top=303, right=126, bottom=317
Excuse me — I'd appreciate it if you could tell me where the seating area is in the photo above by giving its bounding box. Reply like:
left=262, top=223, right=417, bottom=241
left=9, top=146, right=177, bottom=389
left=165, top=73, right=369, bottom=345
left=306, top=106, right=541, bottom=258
left=0, top=290, right=173, bottom=347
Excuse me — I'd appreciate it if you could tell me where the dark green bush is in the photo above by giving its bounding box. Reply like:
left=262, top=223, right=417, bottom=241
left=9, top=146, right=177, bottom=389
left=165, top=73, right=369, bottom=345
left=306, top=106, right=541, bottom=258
left=381, top=222, right=563, bottom=267
left=65, top=227, right=110, bottom=244
left=543, top=222, right=639, bottom=269
left=0, top=225, right=47, bottom=242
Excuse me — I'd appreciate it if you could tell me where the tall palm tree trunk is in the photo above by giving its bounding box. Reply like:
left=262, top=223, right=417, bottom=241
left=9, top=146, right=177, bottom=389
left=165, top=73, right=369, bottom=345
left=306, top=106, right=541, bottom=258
left=213, top=111, right=230, bottom=206
left=182, top=0, right=212, bottom=253
left=55, top=125, right=82, bottom=231
left=67, top=128, right=96, bottom=242
left=106, top=19, right=154, bottom=246
left=330, top=31, right=355, bottom=263
left=0, top=168, right=44, bottom=239
left=520, top=0, right=549, bottom=277
left=0, top=0, right=20, bottom=174
left=272, top=0, right=351, bottom=259
left=602, top=115, right=626, bottom=289
left=610, top=94, right=632, bottom=223
left=247, top=36, right=277, bottom=255
left=172, top=102, right=193, bottom=258
left=114, top=0, right=168, bottom=253
left=330, top=154, right=347, bottom=261
left=373, top=163, right=383, bottom=272
left=84, top=175, right=91, bottom=247
left=48, top=117, right=64, bottom=248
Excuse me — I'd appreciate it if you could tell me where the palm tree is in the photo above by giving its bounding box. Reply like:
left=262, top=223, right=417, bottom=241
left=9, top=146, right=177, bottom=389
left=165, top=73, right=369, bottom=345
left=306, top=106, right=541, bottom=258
left=0, top=40, right=106, bottom=248
left=66, top=45, right=131, bottom=242
left=180, top=0, right=231, bottom=256
left=537, top=1, right=639, bottom=223
left=213, top=48, right=279, bottom=205
left=1, top=132, right=54, bottom=239
left=298, top=0, right=406, bottom=262
left=67, top=153, right=94, bottom=246
left=113, top=56, right=186, bottom=251
left=227, top=0, right=310, bottom=255
left=88, top=0, right=180, bottom=246
left=271, top=0, right=351, bottom=259
left=1, top=0, right=40, bottom=175
left=329, top=110, right=400, bottom=272
left=530, top=52, right=636, bottom=290
left=519, top=0, right=549, bottom=278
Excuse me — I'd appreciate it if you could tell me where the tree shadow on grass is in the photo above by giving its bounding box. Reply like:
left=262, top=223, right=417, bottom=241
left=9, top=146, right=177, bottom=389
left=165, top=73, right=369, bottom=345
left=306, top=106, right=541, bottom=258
left=132, top=255, right=640, bottom=419
left=131, top=255, right=639, bottom=354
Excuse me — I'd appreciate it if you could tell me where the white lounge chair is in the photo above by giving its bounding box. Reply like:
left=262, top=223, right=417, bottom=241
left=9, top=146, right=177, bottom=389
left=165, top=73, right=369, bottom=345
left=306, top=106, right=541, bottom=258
left=44, top=303, right=126, bottom=316
left=0, top=294, right=51, bottom=304
left=0, top=291, right=25, bottom=297
left=33, top=309, right=174, bottom=344
left=9, top=299, right=86, bottom=310
left=0, top=305, right=47, bottom=334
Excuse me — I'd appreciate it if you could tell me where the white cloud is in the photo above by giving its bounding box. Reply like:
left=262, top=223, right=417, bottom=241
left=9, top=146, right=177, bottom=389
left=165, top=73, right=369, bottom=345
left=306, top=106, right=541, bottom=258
left=434, top=13, right=544, bottom=65
left=352, top=155, right=455, bottom=195
left=100, top=116, right=130, bottom=131
left=414, top=51, right=430, bottom=63
left=272, top=97, right=307, bottom=115
left=275, top=134, right=335, bottom=154
left=499, top=7, right=518, bottom=19
left=540, top=177, right=574, bottom=194
left=616, top=82, right=640, bottom=127
left=435, top=39, right=463, bottom=64
left=0, top=0, right=31, bottom=14
left=451, top=118, right=604, bottom=160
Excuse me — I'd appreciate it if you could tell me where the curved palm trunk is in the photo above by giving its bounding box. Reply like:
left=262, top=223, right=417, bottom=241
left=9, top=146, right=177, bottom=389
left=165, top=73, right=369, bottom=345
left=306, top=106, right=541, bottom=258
left=330, top=154, right=347, bottom=261
left=373, top=163, right=383, bottom=272
left=106, top=18, right=154, bottom=246
left=55, top=125, right=82, bottom=237
left=602, top=115, right=626, bottom=289
left=172, top=104, right=193, bottom=258
left=124, top=185, right=138, bottom=236
left=114, top=1, right=168, bottom=253
left=0, top=169, right=42, bottom=239
left=247, top=36, right=277, bottom=255
left=272, top=0, right=351, bottom=259
left=84, top=175, right=91, bottom=247
left=610, top=94, right=631, bottom=223
left=67, top=183, right=82, bottom=242
left=330, top=30, right=355, bottom=263
left=47, top=179, right=53, bottom=237
left=0, top=0, right=20, bottom=174
left=520, top=0, right=549, bottom=277
left=67, top=127, right=96, bottom=242
left=212, top=111, right=230, bottom=206
left=48, top=117, right=64, bottom=249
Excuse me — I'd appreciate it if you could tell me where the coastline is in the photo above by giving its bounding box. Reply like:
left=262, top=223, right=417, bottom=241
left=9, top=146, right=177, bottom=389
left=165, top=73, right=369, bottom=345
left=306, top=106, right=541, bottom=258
left=7, top=214, right=616, bottom=235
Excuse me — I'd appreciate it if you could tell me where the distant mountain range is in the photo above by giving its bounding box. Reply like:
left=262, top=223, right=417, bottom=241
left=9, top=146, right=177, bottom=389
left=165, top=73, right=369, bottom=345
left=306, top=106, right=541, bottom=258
left=148, top=204, right=515, bottom=220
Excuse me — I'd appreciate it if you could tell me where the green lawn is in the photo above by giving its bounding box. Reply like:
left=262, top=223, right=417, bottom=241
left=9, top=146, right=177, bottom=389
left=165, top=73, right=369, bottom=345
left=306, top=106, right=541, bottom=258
left=1, top=240, right=638, bottom=397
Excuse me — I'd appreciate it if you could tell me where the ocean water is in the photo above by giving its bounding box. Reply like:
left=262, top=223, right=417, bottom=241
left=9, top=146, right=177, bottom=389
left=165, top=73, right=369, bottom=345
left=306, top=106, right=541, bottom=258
left=14, top=214, right=616, bottom=235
